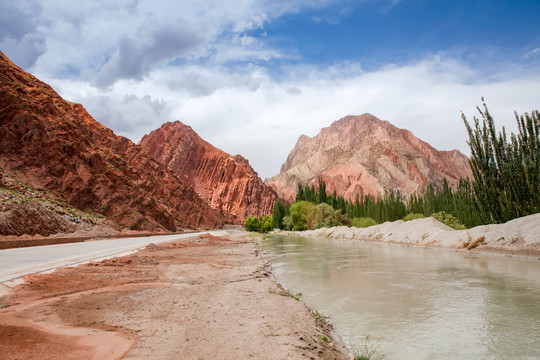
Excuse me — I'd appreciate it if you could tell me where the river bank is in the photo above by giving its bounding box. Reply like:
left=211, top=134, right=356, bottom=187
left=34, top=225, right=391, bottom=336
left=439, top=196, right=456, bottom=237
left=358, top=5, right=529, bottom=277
left=0, top=232, right=349, bottom=359
left=289, top=213, right=540, bottom=258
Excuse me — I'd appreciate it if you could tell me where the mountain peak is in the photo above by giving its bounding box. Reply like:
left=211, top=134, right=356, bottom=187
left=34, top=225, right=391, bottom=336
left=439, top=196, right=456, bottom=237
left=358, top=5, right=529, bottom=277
left=139, top=122, right=277, bottom=222
left=268, top=114, right=472, bottom=202
left=0, top=50, right=228, bottom=233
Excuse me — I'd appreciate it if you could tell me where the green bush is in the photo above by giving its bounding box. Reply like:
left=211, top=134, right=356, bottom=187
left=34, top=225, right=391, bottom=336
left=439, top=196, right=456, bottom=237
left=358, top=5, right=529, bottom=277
left=290, top=201, right=317, bottom=231
left=260, top=214, right=274, bottom=233
left=244, top=214, right=274, bottom=233
left=313, top=203, right=350, bottom=229
left=431, top=211, right=467, bottom=230
left=282, top=215, right=293, bottom=231
left=403, top=213, right=426, bottom=221
left=244, top=216, right=260, bottom=232
left=351, top=217, right=377, bottom=228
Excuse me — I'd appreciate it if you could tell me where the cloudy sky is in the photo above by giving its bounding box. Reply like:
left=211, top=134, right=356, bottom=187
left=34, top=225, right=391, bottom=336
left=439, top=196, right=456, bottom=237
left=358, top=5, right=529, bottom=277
left=2, top=0, right=540, bottom=178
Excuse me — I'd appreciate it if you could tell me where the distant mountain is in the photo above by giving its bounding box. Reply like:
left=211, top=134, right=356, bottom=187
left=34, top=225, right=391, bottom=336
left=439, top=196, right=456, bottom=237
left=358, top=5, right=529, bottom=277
left=139, top=121, right=278, bottom=222
left=266, top=114, right=472, bottom=202
left=0, top=51, right=229, bottom=234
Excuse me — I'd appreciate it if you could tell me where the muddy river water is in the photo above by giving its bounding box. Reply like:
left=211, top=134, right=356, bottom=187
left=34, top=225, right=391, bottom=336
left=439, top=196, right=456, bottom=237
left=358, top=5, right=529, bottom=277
left=262, top=234, right=540, bottom=359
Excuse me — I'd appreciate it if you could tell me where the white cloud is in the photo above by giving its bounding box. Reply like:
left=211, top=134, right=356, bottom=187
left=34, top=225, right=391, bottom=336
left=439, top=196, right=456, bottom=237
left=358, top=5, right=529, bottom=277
left=524, top=48, right=540, bottom=59
left=3, top=0, right=540, bottom=180
left=45, top=54, right=540, bottom=180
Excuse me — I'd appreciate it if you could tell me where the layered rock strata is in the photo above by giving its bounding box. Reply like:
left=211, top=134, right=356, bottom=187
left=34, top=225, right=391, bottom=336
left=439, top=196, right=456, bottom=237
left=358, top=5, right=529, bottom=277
left=139, top=121, right=278, bottom=222
left=0, top=51, right=228, bottom=232
left=266, top=114, right=472, bottom=202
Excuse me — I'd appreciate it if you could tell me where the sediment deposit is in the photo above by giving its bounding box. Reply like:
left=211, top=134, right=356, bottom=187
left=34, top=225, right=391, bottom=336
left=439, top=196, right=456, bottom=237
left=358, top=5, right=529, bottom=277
left=0, top=232, right=348, bottom=359
left=295, top=213, right=540, bottom=257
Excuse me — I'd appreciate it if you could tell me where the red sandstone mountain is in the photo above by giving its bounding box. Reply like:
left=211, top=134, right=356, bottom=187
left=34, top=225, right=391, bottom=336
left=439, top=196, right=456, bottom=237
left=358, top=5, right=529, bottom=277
left=266, top=114, right=472, bottom=202
left=139, top=121, right=278, bottom=222
left=0, top=51, right=228, bottom=233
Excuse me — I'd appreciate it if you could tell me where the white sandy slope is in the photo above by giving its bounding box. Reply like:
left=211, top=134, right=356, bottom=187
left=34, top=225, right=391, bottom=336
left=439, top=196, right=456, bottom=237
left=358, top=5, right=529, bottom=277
left=295, top=213, right=540, bottom=256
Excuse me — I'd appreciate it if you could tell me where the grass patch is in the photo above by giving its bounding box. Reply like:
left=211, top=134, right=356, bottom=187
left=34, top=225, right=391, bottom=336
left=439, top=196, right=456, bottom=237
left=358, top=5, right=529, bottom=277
left=465, top=235, right=485, bottom=249
left=350, top=334, right=384, bottom=360
left=431, top=211, right=467, bottom=230
left=289, top=292, right=302, bottom=301
left=351, top=217, right=377, bottom=228
left=318, top=334, right=329, bottom=343
left=403, top=213, right=425, bottom=221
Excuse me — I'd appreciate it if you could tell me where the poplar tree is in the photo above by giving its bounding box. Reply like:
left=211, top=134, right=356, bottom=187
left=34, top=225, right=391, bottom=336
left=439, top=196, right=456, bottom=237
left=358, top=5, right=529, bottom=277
left=462, top=99, right=540, bottom=223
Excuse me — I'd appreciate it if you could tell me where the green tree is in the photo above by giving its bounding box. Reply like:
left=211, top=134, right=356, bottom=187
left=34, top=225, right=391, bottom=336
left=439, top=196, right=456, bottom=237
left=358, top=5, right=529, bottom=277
left=313, top=203, right=349, bottom=229
left=289, top=201, right=317, bottom=231
left=462, top=99, right=540, bottom=223
left=272, top=199, right=286, bottom=229
left=282, top=215, right=294, bottom=230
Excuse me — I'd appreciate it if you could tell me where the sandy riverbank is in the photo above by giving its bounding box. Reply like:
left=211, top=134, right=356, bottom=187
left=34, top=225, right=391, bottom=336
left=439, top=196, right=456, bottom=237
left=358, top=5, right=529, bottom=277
left=290, top=213, right=540, bottom=258
left=0, top=232, right=349, bottom=359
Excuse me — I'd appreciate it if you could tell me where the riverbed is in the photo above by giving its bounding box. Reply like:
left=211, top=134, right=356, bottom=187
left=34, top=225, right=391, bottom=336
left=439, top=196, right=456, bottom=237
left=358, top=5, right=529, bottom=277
left=262, top=234, right=540, bottom=359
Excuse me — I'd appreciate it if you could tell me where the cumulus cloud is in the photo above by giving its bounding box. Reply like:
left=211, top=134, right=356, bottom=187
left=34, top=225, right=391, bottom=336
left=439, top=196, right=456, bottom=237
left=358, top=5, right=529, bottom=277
left=95, top=26, right=203, bottom=87
left=46, top=54, right=539, bottom=179
left=0, top=1, right=46, bottom=68
left=4, top=0, right=540, bottom=180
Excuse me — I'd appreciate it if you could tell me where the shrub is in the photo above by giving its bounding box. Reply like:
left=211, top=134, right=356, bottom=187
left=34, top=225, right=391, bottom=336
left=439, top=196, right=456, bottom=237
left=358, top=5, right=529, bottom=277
left=289, top=201, right=317, bottom=231
left=244, top=216, right=260, bottom=232
left=403, top=213, right=425, bottom=221
left=282, top=215, right=293, bottom=231
left=351, top=217, right=377, bottom=228
left=244, top=214, right=274, bottom=233
left=260, top=214, right=274, bottom=233
left=313, top=203, right=350, bottom=229
left=431, top=211, right=467, bottom=230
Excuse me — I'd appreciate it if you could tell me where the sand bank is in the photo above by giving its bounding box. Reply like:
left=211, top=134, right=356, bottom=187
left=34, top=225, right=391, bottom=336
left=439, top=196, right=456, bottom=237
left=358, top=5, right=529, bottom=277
left=290, top=213, right=540, bottom=258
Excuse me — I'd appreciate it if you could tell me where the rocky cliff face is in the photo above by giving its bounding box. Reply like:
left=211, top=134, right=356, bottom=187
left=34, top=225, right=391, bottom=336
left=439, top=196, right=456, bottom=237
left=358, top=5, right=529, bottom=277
left=0, top=51, right=228, bottom=233
left=266, top=114, right=472, bottom=202
left=139, top=121, right=278, bottom=223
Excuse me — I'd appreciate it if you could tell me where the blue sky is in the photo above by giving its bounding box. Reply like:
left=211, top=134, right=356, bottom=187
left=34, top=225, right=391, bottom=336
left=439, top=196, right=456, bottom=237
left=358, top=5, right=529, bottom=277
left=1, top=0, right=540, bottom=178
left=264, top=0, right=540, bottom=76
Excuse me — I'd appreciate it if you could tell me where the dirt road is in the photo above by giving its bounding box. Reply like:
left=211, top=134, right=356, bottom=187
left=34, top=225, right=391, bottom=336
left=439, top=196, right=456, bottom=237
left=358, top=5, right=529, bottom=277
left=0, top=232, right=349, bottom=359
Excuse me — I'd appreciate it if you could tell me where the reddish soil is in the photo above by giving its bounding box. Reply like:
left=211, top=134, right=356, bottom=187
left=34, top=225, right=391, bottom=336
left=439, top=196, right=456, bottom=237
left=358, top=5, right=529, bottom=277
left=0, top=233, right=349, bottom=359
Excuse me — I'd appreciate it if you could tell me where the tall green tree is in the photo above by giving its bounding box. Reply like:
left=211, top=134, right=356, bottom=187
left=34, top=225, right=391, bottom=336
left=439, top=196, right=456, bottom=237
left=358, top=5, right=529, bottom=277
left=462, top=99, right=540, bottom=223
left=273, top=199, right=286, bottom=229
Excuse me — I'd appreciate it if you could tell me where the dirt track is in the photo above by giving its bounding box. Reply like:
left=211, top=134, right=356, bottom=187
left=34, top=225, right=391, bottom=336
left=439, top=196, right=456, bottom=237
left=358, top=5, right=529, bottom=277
left=0, top=232, right=349, bottom=359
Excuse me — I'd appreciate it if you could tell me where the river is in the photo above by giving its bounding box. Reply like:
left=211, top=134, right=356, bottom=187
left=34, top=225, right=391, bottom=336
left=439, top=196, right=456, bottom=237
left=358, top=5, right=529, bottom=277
left=261, top=234, right=540, bottom=359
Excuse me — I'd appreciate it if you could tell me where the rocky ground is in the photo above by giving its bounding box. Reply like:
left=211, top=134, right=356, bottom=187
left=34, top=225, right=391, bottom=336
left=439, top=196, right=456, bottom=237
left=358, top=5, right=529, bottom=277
left=0, top=232, right=349, bottom=360
left=297, top=213, right=540, bottom=258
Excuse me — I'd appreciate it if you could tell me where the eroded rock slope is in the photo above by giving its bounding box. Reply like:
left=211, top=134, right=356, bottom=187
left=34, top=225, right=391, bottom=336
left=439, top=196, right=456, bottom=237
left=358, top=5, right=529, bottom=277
left=267, top=114, right=472, bottom=202
left=0, top=51, right=228, bottom=233
left=139, top=121, right=278, bottom=222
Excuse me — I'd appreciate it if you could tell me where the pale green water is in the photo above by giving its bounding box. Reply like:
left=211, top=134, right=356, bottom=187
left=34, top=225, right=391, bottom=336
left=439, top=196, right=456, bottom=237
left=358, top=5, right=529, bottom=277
left=262, top=234, right=540, bottom=360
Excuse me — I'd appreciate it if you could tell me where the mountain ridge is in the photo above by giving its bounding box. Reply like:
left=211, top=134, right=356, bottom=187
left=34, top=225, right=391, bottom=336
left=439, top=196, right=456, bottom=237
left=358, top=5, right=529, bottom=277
left=139, top=121, right=278, bottom=222
left=0, top=50, right=230, bottom=234
left=267, top=114, right=472, bottom=202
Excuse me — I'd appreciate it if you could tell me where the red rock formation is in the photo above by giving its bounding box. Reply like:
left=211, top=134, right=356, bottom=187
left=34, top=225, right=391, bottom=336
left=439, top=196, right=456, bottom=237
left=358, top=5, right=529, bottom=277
left=139, top=121, right=278, bottom=223
left=266, top=114, right=472, bottom=202
left=0, top=51, right=228, bottom=232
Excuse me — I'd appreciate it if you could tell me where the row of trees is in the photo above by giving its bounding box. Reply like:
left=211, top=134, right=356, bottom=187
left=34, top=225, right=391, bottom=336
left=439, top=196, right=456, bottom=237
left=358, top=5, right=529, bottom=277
left=272, top=177, right=475, bottom=231
left=462, top=99, right=539, bottom=224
